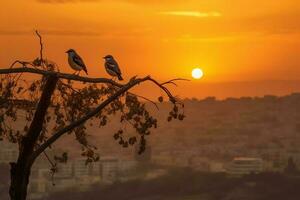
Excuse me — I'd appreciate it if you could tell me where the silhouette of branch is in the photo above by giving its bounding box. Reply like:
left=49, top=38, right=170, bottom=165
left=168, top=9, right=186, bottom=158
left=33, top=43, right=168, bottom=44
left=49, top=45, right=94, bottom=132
left=43, top=151, right=55, bottom=168
left=23, top=75, right=58, bottom=166
left=9, top=61, right=35, bottom=69
left=59, top=80, right=81, bottom=94
left=128, top=92, right=159, bottom=109
left=30, top=76, right=180, bottom=161
left=0, top=67, right=123, bottom=87
left=162, top=78, right=190, bottom=87
left=146, top=77, right=177, bottom=103
left=35, top=30, right=44, bottom=62
left=0, top=68, right=187, bottom=98
left=8, top=31, right=45, bottom=71
left=0, top=67, right=187, bottom=109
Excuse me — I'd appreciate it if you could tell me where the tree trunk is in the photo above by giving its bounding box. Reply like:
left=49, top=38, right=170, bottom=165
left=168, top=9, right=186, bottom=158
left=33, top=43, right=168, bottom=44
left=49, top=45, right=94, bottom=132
left=9, top=162, right=31, bottom=200
left=9, top=75, right=58, bottom=200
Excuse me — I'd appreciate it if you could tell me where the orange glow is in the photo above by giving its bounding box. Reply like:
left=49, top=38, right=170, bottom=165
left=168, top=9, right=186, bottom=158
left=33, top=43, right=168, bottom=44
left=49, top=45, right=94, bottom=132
left=0, top=1, right=300, bottom=98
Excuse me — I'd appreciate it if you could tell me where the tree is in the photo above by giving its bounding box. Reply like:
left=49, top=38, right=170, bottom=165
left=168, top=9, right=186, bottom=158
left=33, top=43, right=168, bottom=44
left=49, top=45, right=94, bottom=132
left=0, top=31, right=186, bottom=200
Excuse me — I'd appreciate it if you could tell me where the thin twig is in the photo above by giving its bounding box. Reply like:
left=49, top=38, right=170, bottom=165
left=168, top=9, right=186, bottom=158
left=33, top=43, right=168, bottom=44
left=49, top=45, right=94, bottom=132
left=161, top=78, right=190, bottom=86
left=43, top=151, right=55, bottom=168
left=59, top=80, right=81, bottom=94
left=10, top=60, right=35, bottom=69
left=35, top=30, right=44, bottom=63
left=127, top=92, right=159, bottom=110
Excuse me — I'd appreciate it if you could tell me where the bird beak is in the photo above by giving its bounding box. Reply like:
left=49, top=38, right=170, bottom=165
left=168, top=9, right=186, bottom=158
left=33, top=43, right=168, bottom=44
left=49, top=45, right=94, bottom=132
left=102, top=57, right=106, bottom=59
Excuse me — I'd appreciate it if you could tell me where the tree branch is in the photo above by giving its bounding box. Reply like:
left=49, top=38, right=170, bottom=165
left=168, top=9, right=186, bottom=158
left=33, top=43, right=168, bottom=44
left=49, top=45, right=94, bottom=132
left=30, top=76, right=179, bottom=161
left=9, top=61, right=35, bottom=69
left=128, top=92, right=159, bottom=110
left=0, top=67, right=123, bottom=87
left=161, top=78, right=190, bottom=87
left=35, top=30, right=44, bottom=62
left=0, top=68, right=187, bottom=103
left=21, top=75, right=58, bottom=167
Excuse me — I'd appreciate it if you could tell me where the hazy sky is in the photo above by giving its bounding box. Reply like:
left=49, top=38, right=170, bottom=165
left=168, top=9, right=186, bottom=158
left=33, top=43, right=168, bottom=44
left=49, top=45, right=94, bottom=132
left=0, top=0, right=299, bottom=98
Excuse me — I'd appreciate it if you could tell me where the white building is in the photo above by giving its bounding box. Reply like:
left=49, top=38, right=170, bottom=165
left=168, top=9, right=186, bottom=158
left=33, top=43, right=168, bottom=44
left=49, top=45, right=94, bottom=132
left=227, top=157, right=263, bottom=177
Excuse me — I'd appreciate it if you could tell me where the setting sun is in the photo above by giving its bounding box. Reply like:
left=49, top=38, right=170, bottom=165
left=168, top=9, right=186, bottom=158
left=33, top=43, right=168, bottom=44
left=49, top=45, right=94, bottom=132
left=192, top=68, right=204, bottom=79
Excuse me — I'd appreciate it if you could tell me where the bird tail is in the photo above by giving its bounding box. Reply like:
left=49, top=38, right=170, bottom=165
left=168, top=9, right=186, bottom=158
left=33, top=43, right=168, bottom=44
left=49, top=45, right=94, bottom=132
left=118, top=74, right=123, bottom=81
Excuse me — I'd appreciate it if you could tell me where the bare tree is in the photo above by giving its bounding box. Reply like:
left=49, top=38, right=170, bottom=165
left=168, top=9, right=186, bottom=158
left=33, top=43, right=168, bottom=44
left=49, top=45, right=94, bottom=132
left=0, top=31, right=186, bottom=200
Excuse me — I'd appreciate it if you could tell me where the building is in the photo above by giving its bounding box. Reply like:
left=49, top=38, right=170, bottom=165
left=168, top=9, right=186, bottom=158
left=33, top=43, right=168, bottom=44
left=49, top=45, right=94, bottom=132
left=28, top=168, right=51, bottom=199
left=118, top=160, right=137, bottom=173
left=152, top=153, right=173, bottom=166
left=135, top=145, right=152, bottom=162
left=186, top=155, right=211, bottom=170
left=0, top=142, right=18, bottom=163
left=209, top=161, right=226, bottom=172
left=73, top=158, right=92, bottom=177
left=27, top=155, right=121, bottom=199
left=100, top=157, right=118, bottom=183
left=227, top=157, right=263, bottom=177
left=58, top=162, right=73, bottom=178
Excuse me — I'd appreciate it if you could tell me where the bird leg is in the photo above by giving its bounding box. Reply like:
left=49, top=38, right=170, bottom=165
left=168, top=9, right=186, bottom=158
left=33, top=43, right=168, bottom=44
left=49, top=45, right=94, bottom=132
left=73, top=71, right=80, bottom=76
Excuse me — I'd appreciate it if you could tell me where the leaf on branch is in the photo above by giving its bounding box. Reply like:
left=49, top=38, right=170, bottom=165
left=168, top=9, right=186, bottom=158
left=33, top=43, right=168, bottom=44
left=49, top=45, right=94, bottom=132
left=158, top=96, right=164, bottom=103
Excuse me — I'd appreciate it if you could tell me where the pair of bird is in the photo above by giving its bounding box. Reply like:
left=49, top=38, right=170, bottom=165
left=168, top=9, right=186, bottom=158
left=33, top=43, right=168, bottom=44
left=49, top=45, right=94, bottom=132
left=66, top=49, right=123, bottom=81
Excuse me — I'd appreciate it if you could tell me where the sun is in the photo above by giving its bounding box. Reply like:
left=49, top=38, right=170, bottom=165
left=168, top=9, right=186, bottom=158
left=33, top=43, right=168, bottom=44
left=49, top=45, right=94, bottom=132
left=192, top=68, right=204, bottom=79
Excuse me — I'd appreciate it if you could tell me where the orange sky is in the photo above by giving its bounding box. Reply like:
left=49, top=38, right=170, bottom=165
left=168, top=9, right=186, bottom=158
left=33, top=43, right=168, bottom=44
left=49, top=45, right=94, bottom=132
left=0, top=0, right=300, bottom=98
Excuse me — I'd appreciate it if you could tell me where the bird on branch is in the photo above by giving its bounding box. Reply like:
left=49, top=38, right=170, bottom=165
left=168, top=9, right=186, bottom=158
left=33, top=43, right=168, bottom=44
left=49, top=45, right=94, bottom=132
left=103, top=55, right=123, bottom=81
left=66, top=49, right=88, bottom=75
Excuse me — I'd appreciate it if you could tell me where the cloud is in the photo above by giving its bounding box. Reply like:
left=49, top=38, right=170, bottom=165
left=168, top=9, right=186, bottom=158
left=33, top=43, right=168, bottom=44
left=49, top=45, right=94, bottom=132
left=37, top=0, right=188, bottom=4
left=0, top=28, right=151, bottom=39
left=124, top=0, right=189, bottom=4
left=159, top=11, right=222, bottom=18
left=0, top=30, right=114, bottom=37
left=0, top=29, right=103, bottom=36
left=37, top=0, right=100, bottom=3
left=236, top=11, right=300, bottom=36
left=0, top=30, right=32, bottom=35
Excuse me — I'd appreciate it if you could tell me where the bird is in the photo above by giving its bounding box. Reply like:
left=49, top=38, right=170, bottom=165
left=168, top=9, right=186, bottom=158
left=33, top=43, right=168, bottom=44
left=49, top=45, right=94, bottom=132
left=103, top=55, right=123, bottom=81
left=66, top=49, right=88, bottom=75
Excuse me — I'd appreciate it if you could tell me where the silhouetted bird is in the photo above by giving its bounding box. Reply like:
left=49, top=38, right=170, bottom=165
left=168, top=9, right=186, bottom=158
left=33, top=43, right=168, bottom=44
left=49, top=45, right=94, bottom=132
left=66, top=49, right=88, bottom=75
left=103, top=55, right=123, bottom=81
